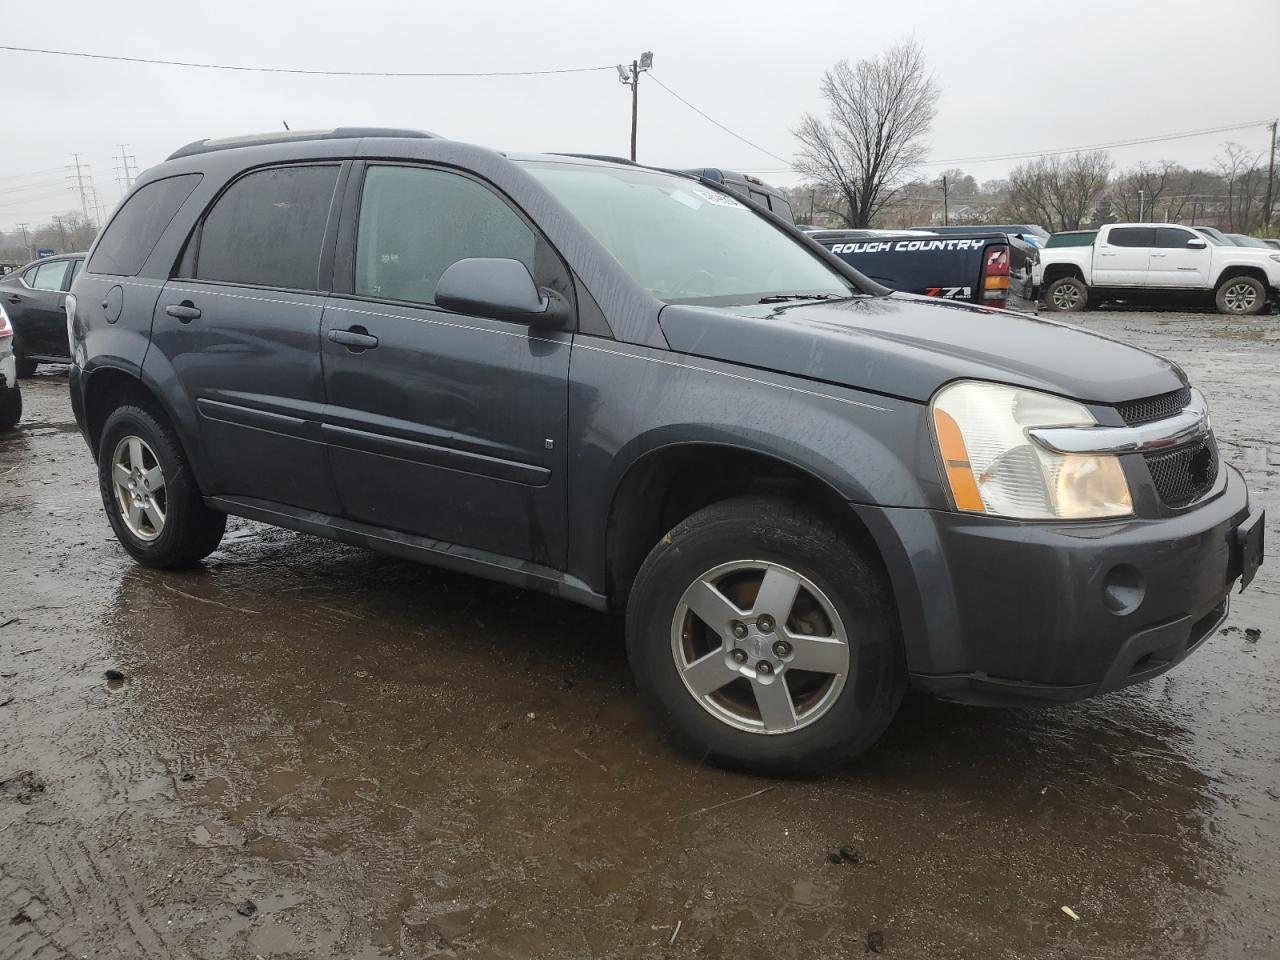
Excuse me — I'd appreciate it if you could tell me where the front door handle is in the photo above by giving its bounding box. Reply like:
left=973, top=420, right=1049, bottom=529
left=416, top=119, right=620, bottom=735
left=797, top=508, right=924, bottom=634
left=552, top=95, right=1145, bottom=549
left=6, top=295, right=20, bottom=304
left=327, top=326, right=379, bottom=351
left=165, top=302, right=202, bottom=322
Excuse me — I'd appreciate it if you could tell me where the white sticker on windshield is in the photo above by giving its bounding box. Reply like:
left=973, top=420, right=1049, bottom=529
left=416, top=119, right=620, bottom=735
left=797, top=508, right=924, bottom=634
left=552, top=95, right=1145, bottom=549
left=669, top=190, right=703, bottom=211
left=692, top=187, right=748, bottom=209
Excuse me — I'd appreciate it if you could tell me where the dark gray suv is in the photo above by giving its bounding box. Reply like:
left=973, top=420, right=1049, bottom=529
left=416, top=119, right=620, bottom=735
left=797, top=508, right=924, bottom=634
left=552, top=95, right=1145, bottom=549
left=68, top=128, right=1264, bottom=775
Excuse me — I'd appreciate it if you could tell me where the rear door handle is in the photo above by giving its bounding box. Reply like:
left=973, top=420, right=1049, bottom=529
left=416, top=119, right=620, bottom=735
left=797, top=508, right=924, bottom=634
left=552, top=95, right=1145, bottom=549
left=327, top=326, right=379, bottom=351
left=6, top=295, right=21, bottom=304
left=165, top=303, right=202, bottom=322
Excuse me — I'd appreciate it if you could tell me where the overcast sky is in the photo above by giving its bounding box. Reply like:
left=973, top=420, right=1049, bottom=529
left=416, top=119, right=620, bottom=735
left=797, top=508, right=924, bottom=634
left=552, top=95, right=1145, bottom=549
left=2, top=0, right=1277, bottom=232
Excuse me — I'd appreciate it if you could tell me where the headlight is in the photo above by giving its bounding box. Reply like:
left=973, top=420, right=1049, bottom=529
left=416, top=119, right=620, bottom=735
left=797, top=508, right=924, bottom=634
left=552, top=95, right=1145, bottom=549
left=931, top=380, right=1133, bottom=520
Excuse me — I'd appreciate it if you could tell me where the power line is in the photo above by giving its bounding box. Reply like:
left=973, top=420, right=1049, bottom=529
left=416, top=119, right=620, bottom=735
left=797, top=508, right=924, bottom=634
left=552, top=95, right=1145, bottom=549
left=0, top=166, right=65, bottom=183
left=732, top=120, right=1274, bottom=175
left=918, top=119, right=1273, bottom=166
left=0, top=44, right=617, bottom=77
left=647, top=72, right=792, bottom=166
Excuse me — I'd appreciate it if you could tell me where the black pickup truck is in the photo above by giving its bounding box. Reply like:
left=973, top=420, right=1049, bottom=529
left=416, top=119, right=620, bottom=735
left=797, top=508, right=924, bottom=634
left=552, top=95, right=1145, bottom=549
left=808, top=229, right=1038, bottom=312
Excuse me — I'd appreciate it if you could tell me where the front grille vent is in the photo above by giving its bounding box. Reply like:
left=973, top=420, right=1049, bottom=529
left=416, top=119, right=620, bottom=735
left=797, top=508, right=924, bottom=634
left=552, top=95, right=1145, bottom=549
left=1143, top=436, right=1219, bottom=508
left=1116, top=387, right=1192, bottom=426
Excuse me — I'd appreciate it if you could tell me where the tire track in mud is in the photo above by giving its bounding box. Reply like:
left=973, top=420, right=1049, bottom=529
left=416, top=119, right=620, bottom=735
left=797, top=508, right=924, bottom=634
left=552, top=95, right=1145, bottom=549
left=3, top=839, right=177, bottom=960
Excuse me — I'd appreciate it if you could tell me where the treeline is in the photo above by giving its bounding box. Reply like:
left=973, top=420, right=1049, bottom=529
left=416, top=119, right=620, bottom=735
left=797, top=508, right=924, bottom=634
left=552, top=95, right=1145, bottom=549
left=0, top=212, right=98, bottom=263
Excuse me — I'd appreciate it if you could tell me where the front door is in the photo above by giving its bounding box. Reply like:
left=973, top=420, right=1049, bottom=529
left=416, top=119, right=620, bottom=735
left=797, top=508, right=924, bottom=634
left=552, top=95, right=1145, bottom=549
left=151, top=162, right=344, bottom=514
left=1093, top=226, right=1154, bottom=286
left=1148, top=226, right=1212, bottom=287
left=320, top=163, right=573, bottom=567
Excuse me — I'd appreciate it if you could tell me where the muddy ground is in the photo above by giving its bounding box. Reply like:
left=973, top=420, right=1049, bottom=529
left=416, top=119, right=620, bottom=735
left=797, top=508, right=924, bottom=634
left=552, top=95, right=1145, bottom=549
left=1, top=309, right=1277, bottom=960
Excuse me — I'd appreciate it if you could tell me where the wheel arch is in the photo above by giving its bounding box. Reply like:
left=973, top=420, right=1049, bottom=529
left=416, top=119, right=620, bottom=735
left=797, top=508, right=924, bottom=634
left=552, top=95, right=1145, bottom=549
left=1042, top=263, right=1086, bottom=287
left=602, top=441, right=894, bottom=613
left=1214, top=264, right=1270, bottom=288
left=81, top=358, right=214, bottom=492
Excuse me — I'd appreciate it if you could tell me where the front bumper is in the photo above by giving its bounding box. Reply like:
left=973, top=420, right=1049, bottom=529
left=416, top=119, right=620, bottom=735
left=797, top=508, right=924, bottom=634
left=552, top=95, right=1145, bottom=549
left=855, top=465, right=1258, bottom=705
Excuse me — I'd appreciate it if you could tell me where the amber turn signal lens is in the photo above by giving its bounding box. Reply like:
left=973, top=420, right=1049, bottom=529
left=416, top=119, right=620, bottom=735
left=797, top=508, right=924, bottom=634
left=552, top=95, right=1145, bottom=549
left=933, top=408, right=985, bottom=512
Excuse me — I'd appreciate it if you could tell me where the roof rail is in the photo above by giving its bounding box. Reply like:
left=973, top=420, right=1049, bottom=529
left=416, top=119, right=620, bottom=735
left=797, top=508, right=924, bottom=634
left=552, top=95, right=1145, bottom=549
left=166, top=127, right=440, bottom=161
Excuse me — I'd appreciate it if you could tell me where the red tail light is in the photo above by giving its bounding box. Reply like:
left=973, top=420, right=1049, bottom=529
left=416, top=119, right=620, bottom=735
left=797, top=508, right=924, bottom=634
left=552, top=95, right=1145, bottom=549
left=982, top=244, right=1010, bottom=307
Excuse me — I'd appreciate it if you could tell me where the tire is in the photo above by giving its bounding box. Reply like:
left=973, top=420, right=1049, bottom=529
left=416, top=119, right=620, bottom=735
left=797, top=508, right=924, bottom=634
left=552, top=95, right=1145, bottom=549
left=97, top=402, right=226, bottom=568
left=1044, top=276, right=1089, bottom=312
left=625, top=496, right=906, bottom=777
left=1214, top=275, right=1266, bottom=316
left=0, top=384, right=20, bottom=430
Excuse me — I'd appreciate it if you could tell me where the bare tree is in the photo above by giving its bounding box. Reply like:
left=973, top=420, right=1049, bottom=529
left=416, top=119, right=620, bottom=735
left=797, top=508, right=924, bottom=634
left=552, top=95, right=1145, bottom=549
left=793, top=38, right=939, bottom=228
left=1108, top=161, right=1207, bottom=224
left=1217, top=142, right=1268, bottom=232
left=1002, top=151, right=1112, bottom=230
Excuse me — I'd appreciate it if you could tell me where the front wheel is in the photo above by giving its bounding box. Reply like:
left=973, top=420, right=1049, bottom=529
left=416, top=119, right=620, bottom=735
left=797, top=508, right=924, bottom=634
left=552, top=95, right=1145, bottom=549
left=97, top=403, right=226, bottom=568
left=0, top=384, right=21, bottom=430
left=1044, top=276, right=1089, bottom=312
left=1215, top=276, right=1266, bottom=316
left=625, top=497, right=906, bottom=776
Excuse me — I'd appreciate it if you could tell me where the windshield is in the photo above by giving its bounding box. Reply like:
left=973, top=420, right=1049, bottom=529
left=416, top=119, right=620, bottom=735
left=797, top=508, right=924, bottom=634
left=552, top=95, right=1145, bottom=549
left=522, top=161, right=856, bottom=305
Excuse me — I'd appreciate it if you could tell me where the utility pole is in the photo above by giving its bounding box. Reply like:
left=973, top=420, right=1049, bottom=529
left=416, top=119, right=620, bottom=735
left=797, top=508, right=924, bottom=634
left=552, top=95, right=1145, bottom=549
left=17, top=223, right=32, bottom=260
left=616, top=52, right=653, bottom=162
left=67, top=153, right=93, bottom=226
left=942, top=175, right=949, bottom=226
left=1264, top=119, right=1277, bottom=232
left=114, top=144, right=138, bottom=197
left=1138, top=189, right=1145, bottom=221
left=51, top=215, right=69, bottom=252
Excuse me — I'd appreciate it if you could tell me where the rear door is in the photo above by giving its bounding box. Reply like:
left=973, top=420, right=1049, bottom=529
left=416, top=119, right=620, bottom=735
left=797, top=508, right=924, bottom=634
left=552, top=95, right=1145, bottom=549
left=13, top=258, right=72, bottom=357
left=1148, top=226, right=1211, bottom=287
left=153, top=162, right=345, bottom=514
left=1093, top=227, right=1153, bottom=286
left=319, top=162, right=573, bottom=566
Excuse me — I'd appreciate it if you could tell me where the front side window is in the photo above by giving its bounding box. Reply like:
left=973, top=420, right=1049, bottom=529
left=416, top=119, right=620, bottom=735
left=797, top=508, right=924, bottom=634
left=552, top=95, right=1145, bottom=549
left=88, top=174, right=202, bottom=276
left=196, top=164, right=340, bottom=290
left=1155, top=228, right=1199, bottom=249
left=1108, top=227, right=1155, bottom=248
left=30, top=259, right=70, bottom=291
left=355, top=165, right=536, bottom=306
left=523, top=161, right=855, bottom=306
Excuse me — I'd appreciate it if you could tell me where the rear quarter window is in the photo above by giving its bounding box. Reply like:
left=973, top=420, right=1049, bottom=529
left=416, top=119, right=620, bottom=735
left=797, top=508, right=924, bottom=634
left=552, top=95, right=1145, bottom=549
left=88, top=174, right=202, bottom=277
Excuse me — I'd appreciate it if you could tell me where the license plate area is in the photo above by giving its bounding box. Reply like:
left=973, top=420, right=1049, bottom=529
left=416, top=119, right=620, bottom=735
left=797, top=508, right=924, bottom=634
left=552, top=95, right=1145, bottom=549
left=1237, top=509, right=1265, bottom=591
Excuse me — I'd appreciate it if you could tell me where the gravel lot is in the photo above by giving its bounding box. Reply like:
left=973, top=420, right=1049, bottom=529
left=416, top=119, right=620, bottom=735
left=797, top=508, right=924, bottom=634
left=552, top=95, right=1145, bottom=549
left=1, top=308, right=1277, bottom=959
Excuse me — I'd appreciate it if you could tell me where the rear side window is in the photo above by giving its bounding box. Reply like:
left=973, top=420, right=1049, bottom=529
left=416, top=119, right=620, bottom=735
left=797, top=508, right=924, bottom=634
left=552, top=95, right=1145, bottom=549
left=196, top=164, right=340, bottom=290
left=88, top=174, right=202, bottom=276
left=1045, top=231, right=1096, bottom=248
left=355, top=165, right=535, bottom=306
left=30, top=259, right=70, bottom=291
left=1108, top=227, right=1154, bottom=248
left=1155, top=228, right=1199, bottom=248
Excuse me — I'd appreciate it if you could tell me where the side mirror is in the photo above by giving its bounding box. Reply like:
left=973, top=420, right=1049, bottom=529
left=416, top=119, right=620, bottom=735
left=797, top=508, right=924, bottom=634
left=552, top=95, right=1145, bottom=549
left=435, top=257, right=567, bottom=327
left=1186, top=237, right=1208, bottom=249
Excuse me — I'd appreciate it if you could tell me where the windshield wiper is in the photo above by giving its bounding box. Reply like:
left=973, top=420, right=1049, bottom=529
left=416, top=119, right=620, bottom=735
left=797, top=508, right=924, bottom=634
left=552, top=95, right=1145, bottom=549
left=756, top=293, right=847, bottom=304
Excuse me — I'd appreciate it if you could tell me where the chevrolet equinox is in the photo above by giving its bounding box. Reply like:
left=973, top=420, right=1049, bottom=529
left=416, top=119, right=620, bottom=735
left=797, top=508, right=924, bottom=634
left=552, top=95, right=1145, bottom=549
left=68, top=128, right=1265, bottom=775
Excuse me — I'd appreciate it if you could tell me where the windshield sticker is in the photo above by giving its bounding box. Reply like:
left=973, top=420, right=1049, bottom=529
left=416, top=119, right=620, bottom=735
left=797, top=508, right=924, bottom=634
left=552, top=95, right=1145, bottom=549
left=669, top=190, right=703, bottom=211
left=692, top=188, right=748, bottom=209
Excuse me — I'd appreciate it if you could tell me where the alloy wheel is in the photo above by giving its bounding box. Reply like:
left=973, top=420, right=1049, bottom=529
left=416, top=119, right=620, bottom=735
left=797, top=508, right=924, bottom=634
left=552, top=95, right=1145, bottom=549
left=670, top=560, right=852, bottom=734
left=1222, top=281, right=1258, bottom=314
left=111, top=435, right=167, bottom=541
left=1051, top=283, right=1082, bottom=310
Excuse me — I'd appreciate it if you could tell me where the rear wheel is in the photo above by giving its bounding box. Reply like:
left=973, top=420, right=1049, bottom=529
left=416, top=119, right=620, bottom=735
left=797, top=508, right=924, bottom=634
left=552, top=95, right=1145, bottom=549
left=625, top=496, right=906, bottom=776
left=97, top=403, right=226, bottom=568
left=1215, top=275, right=1266, bottom=316
left=1044, top=276, right=1089, bottom=312
left=0, top=384, right=20, bottom=430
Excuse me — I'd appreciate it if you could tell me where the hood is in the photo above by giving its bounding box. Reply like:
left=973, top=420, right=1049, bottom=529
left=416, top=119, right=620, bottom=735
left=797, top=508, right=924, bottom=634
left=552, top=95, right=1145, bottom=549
left=657, top=293, right=1186, bottom=405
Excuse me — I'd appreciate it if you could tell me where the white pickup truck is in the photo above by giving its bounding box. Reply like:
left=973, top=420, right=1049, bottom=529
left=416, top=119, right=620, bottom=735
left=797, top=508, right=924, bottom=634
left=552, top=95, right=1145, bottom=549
left=1039, top=222, right=1280, bottom=315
